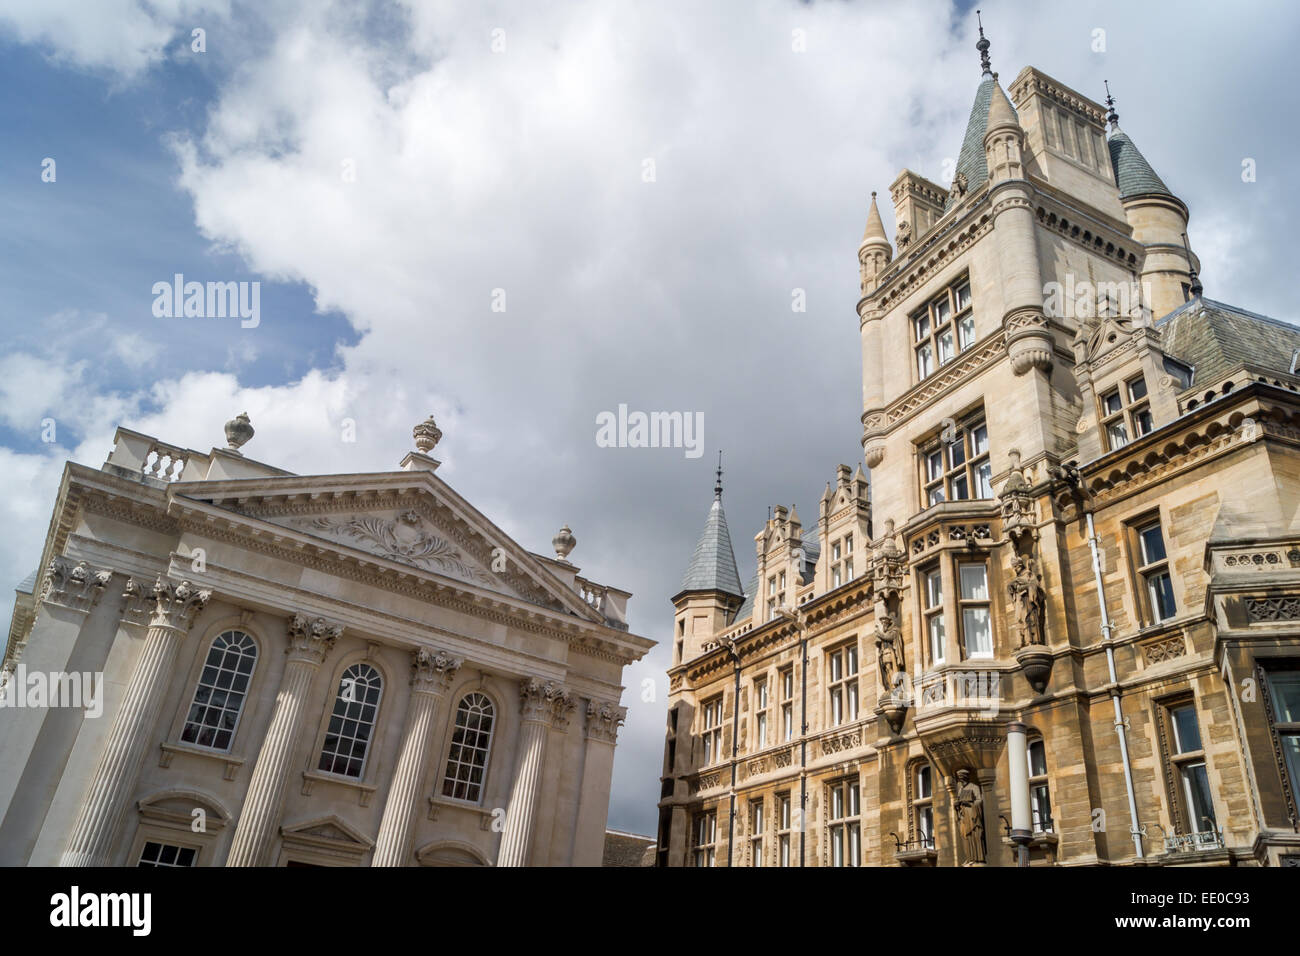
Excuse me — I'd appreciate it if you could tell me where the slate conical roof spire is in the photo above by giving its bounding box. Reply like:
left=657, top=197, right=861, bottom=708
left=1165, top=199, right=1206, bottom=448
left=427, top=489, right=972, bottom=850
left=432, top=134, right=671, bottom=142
left=676, top=454, right=744, bottom=599
left=944, top=14, right=998, bottom=211
left=1104, top=83, right=1174, bottom=200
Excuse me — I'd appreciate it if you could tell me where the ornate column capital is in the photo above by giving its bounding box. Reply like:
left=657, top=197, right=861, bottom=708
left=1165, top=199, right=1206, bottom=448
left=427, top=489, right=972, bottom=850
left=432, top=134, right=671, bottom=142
left=519, top=677, right=575, bottom=728
left=285, top=612, right=343, bottom=664
left=410, top=647, right=462, bottom=695
left=122, top=575, right=211, bottom=630
left=39, top=557, right=113, bottom=613
left=585, top=699, right=626, bottom=744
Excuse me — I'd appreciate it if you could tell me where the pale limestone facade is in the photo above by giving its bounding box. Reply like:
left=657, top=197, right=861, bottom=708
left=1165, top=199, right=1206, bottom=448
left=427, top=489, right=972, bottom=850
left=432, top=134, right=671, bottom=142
left=0, top=417, right=651, bottom=867
left=658, top=43, right=1300, bottom=868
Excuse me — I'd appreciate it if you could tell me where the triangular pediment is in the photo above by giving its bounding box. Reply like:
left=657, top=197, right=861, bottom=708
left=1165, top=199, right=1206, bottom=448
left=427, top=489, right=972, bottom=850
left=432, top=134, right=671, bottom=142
left=281, top=814, right=373, bottom=849
left=1086, top=315, right=1137, bottom=364
left=166, top=470, right=607, bottom=627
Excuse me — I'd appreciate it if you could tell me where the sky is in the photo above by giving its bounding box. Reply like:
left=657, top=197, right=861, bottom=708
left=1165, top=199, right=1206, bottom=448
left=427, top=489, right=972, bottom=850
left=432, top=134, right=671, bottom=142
left=1, top=0, right=1297, bottom=837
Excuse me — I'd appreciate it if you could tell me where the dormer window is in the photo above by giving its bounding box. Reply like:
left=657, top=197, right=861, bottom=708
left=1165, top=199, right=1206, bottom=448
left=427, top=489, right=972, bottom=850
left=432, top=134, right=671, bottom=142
left=1101, top=375, right=1153, bottom=451
left=913, top=278, right=975, bottom=380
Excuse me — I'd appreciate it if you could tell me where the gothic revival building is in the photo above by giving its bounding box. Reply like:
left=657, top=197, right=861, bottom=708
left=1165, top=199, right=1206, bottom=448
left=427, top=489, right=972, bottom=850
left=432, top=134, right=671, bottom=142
left=0, top=414, right=651, bottom=866
left=657, top=34, right=1300, bottom=867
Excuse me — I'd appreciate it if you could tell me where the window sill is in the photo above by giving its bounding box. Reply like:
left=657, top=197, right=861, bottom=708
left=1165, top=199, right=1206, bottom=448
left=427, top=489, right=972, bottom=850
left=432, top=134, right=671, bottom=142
left=301, top=769, right=378, bottom=807
left=159, top=741, right=245, bottom=781
left=427, top=796, right=496, bottom=830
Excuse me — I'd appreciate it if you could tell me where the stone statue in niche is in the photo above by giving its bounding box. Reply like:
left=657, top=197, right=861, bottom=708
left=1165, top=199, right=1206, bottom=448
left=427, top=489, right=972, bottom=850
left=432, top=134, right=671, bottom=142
left=1008, top=553, right=1046, bottom=648
left=954, top=769, right=986, bottom=864
left=875, top=612, right=906, bottom=697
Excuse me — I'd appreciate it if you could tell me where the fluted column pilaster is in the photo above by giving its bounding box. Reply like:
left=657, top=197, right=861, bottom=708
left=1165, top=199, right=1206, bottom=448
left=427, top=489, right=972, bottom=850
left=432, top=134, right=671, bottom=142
left=224, top=613, right=341, bottom=867
left=371, top=648, right=461, bottom=867
left=496, top=678, right=573, bottom=867
left=58, top=577, right=210, bottom=867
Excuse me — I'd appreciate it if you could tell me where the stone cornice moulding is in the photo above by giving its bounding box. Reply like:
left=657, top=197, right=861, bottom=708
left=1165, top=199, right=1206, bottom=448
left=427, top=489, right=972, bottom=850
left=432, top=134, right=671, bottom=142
left=161, top=559, right=577, bottom=681
left=685, top=581, right=875, bottom=684
left=165, top=470, right=613, bottom=628
left=1073, top=388, right=1300, bottom=509
left=55, top=463, right=653, bottom=664
left=164, top=496, right=642, bottom=645
left=157, top=508, right=649, bottom=664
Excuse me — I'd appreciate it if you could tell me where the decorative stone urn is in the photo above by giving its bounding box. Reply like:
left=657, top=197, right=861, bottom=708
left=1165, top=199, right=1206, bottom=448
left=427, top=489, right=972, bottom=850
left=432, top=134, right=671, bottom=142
left=412, top=414, right=442, bottom=454
left=225, top=412, right=254, bottom=452
left=552, top=525, right=576, bottom=562
left=1015, top=644, right=1054, bottom=695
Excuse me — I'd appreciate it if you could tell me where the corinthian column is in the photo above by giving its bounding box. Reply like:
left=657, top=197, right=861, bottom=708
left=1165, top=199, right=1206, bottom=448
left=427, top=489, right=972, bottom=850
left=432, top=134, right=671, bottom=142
left=371, top=648, right=461, bottom=867
left=496, top=678, right=573, bottom=867
left=225, top=613, right=341, bottom=867
left=571, top=699, right=627, bottom=865
left=59, top=577, right=210, bottom=867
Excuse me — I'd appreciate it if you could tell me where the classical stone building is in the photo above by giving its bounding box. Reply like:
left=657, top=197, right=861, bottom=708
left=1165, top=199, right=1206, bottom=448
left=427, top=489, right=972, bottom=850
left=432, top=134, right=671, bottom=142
left=0, top=414, right=651, bottom=866
left=657, top=34, right=1300, bottom=867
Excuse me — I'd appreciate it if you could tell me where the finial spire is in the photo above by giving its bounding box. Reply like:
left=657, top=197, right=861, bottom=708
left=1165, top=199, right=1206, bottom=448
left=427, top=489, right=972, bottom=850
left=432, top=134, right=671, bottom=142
left=976, top=10, right=992, bottom=76
left=714, top=450, right=724, bottom=500
left=1104, top=80, right=1119, bottom=129
left=1181, top=233, right=1203, bottom=298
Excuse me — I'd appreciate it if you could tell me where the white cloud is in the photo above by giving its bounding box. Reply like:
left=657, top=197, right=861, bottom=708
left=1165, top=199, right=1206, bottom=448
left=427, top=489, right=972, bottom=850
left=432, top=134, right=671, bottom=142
left=0, top=0, right=230, bottom=77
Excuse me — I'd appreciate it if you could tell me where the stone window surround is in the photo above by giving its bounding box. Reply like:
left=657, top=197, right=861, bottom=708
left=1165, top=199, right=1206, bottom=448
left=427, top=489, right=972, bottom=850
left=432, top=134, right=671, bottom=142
left=1126, top=509, right=1178, bottom=628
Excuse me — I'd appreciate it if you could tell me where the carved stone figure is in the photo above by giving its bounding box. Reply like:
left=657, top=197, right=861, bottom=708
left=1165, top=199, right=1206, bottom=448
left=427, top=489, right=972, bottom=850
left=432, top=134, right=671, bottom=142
left=950, top=171, right=968, bottom=199
left=875, top=612, right=906, bottom=697
left=997, top=450, right=1035, bottom=539
left=896, top=219, right=912, bottom=249
left=1009, top=554, right=1046, bottom=648
left=954, top=769, right=986, bottom=864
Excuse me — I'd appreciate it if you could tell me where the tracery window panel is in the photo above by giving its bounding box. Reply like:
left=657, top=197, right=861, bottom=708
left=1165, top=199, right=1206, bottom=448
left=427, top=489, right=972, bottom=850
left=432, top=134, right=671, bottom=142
left=442, top=692, right=496, bottom=803
left=181, top=630, right=258, bottom=752
left=318, top=663, right=383, bottom=779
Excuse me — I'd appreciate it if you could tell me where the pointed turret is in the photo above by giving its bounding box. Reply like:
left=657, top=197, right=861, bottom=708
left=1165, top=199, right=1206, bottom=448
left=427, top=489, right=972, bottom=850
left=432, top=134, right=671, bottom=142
left=1103, top=83, right=1198, bottom=318
left=672, top=456, right=744, bottom=664
left=676, top=463, right=743, bottom=601
left=858, top=191, right=894, bottom=294
left=984, top=78, right=1024, bottom=182
left=945, top=14, right=999, bottom=210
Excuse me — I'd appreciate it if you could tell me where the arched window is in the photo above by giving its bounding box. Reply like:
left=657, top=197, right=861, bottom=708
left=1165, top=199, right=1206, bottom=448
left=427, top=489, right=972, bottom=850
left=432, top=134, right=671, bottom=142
left=318, top=663, right=383, bottom=778
left=181, top=630, right=257, bottom=751
left=441, top=693, right=495, bottom=803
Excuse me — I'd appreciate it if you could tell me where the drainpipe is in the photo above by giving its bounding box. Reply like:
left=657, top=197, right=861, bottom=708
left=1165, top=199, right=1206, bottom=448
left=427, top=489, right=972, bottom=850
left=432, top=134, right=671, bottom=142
left=1084, top=508, right=1145, bottom=860
left=775, top=606, right=809, bottom=867
left=799, top=620, right=809, bottom=867
left=725, top=639, right=741, bottom=867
